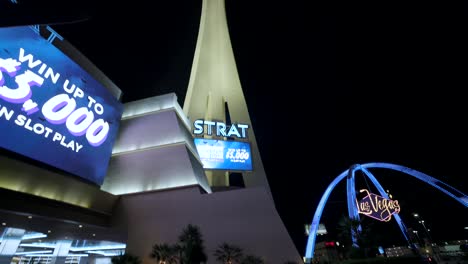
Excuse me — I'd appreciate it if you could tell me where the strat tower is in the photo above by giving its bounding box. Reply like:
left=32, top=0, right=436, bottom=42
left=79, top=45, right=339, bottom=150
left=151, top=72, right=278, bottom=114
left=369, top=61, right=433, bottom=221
left=0, top=2, right=303, bottom=263
left=184, top=0, right=272, bottom=197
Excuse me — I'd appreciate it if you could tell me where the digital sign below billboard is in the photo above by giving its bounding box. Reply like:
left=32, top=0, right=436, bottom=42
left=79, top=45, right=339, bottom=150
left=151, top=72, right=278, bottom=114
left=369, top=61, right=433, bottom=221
left=194, top=138, right=252, bottom=171
left=0, top=26, right=123, bottom=185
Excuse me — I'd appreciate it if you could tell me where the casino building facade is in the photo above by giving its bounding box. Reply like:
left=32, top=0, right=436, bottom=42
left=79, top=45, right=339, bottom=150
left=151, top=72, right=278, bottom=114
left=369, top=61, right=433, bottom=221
left=0, top=0, right=302, bottom=263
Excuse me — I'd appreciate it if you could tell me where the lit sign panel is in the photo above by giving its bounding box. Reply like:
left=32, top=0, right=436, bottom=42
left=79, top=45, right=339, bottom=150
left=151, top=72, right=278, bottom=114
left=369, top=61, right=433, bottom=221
left=0, top=26, right=123, bottom=185
left=357, top=189, right=400, bottom=222
left=193, top=119, right=249, bottom=139
left=194, top=138, right=252, bottom=171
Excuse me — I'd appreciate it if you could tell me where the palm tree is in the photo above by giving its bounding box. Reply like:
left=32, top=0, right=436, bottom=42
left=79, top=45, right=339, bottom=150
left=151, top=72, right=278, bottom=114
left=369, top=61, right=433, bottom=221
left=111, top=253, right=142, bottom=264
left=337, top=215, right=364, bottom=246
left=178, top=224, right=207, bottom=264
left=150, top=243, right=179, bottom=264
left=337, top=215, right=372, bottom=258
left=240, top=255, right=264, bottom=264
left=213, top=243, right=243, bottom=264
left=173, top=243, right=183, bottom=263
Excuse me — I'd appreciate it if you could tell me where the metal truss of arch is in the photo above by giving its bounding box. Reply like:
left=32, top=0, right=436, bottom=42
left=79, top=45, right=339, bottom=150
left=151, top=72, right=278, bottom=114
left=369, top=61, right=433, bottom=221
left=305, top=162, right=468, bottom=262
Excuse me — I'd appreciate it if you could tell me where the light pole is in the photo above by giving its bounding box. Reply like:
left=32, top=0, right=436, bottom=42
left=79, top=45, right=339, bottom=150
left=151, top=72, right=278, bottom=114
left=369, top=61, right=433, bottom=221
left=413, top=230, right=421, bottom=246
left=419, top=220, right=431, bottom=240
left=412, top=213, right=425, bottom=239
left=416, top=217, right=441, bottom=262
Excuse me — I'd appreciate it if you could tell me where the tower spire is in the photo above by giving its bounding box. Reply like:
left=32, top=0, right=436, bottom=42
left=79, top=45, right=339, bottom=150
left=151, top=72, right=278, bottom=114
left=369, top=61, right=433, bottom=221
left=184, top=0, right=273, bottom=198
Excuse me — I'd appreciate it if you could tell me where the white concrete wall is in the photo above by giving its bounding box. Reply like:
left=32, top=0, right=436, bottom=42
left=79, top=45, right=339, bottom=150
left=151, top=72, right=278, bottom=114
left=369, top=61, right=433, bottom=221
left=113, top=186, right=303, bottom=264
left=103, top=95, right=211, bottom=195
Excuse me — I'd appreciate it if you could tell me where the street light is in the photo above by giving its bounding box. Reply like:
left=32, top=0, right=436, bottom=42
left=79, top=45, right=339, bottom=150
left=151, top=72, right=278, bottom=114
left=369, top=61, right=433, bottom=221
left=418, top=220, right=432, bottom=241
left=416, top=217, right=442, bottom=262
left=413, top=230, right=421, bottom=245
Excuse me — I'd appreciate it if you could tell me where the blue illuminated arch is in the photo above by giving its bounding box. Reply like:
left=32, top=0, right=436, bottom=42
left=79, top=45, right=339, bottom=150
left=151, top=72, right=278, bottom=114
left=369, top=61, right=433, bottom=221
left=305, top=162, right=468, bottom=262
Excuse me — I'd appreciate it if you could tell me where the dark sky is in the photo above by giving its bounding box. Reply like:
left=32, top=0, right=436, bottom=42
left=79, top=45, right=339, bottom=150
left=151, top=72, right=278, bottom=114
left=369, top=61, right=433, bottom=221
left=3, top=0, right=467, bottom=256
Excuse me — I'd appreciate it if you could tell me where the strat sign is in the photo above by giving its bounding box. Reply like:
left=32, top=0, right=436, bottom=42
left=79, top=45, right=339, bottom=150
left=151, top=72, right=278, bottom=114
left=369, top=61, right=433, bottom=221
left=0, top=26, right=123, bottom=185
left=357, top=189, right=401, bottom=222
left=193, top=119, right=249, bottom=139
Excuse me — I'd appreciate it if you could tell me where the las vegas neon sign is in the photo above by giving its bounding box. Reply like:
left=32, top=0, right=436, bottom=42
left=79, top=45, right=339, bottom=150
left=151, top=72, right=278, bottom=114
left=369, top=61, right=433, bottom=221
left=357, top=189, right=400, bottom=222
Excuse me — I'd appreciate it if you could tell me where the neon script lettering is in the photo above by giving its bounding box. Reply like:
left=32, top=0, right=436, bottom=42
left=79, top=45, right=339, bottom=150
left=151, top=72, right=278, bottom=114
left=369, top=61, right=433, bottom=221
left=357, top=189, right=400, bottom=222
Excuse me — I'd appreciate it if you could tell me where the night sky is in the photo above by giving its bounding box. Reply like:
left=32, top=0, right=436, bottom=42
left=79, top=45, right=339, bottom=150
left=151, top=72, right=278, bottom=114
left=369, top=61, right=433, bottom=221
left=2, top=0, right=467, bottom=256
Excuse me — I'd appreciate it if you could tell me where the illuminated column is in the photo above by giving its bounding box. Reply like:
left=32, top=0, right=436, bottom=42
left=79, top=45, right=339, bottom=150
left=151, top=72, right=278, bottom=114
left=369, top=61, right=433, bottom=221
left=184, top=0, right=272, bottom=197
left=50, top=240, right=72, bottom=264
left=346, top=165, right=361, bottom=247
left=0, top=228, right=25, bottom=263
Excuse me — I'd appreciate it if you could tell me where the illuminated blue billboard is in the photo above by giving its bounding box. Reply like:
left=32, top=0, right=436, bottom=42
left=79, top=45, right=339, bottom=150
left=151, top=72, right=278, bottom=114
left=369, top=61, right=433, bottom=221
left=0, top=26, right=123, bottom=185
left=194, top=138, right=252, bottom=171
